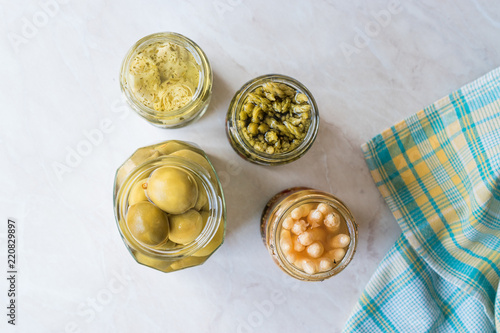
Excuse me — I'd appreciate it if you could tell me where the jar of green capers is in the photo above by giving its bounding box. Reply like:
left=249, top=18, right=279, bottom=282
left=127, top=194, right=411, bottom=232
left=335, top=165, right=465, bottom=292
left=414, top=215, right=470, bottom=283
left=226, top=74, right=319, bottom=165
left=113, top=140, right=226, bottom=272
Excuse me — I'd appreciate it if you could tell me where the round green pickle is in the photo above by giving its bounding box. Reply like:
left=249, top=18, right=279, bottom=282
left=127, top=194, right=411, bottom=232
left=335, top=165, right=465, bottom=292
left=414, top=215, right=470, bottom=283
left=128, top=178, right=149, bottom=206
left=147, top=166, right=198, bottom=214
left=126, top=202, right=169, bottom=246
left=169, top=209, right=204, bottom=245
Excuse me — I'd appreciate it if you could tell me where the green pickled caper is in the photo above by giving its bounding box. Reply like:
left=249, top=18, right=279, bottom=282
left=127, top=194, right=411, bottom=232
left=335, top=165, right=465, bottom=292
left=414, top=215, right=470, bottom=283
left=243, top=103, right=254, bottom=114
left=265, top=131, right=278, bottom=144
left=251, top=106, right=264, bottom=123
left=295, top=93, right=308, bottom=104
left=258, top=123, right=269, bottom=134
left=248, top=123, right=259, bottom=135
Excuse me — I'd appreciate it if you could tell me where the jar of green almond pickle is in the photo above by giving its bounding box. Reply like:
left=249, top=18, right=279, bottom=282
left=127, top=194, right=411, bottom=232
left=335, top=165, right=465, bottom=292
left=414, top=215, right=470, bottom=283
left=226, top=74, right=319, bottom=165
left=113, top=140, right=226, bottom=272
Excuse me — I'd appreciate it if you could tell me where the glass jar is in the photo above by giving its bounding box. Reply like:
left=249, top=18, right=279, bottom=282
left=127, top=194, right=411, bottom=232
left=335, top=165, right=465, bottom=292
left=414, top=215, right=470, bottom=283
left=113, top=140, right=226, bottom=272
left=261, top=187, right=357, bottom=281
left=120, top=32, right=213, bottom=128
left=226, top=74, right=319, bottom=165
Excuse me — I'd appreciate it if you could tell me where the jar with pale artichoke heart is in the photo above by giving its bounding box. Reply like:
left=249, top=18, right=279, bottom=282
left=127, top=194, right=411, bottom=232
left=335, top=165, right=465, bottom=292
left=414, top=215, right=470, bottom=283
left=113, top=140, right=226, bottom=272
left=120, top=32, right=212, bottom=128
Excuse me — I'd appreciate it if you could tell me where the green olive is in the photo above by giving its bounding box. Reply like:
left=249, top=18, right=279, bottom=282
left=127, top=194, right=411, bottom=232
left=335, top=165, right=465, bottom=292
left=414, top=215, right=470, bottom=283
left=147, top=166, right=198, bottom=214
left=126, top=202, right=169, bottom=246
left=128, top=178, right=148, bottom=206
left=169, top=209, right=203, bottom=245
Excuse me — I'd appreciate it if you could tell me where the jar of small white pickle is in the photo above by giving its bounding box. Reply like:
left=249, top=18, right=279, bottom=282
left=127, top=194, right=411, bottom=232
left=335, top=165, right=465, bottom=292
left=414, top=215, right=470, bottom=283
left=113, top=140, right=226, bottom=272
left=226, top=74, right=319, bottom=165
left=120, top=32, right=213, bottom=128
left=261, top=187, right=357, bottom=281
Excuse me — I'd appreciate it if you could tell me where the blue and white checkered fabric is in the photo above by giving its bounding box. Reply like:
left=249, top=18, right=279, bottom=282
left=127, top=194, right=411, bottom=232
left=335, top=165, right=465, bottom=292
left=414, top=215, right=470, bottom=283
left=344, top=67, right=500, bottom=332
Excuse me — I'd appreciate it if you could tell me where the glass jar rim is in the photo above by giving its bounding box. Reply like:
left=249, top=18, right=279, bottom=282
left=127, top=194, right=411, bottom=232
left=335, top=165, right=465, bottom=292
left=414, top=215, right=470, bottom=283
left=271, top=190, right=358, bottom=281
left=113, top=154, right=223, bottom=260
left=119, top=32, right=212, bottom=119
left=227, top=74, right=320, bottom=165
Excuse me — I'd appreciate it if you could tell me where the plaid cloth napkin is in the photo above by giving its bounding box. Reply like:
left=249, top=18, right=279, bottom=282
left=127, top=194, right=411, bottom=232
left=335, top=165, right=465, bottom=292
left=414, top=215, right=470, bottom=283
left=344, top=67, right=500, bottom=332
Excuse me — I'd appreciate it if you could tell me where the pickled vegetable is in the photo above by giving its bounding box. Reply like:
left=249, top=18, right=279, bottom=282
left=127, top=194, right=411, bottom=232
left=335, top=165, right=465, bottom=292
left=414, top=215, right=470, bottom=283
left=126, top=202, right=169, bottom=246
left=115, top=140, right=226, bottom=273
left=280, top=202, right=351, bottom=274
left=237, top=81, right=312, bottom=154
left=128, top=178, right=149, bottom=206
left=147, top=166, right=198, bottom=214
left=127, top=42, right=200, bottom=112
left=169, top=209, right=203, bottom=244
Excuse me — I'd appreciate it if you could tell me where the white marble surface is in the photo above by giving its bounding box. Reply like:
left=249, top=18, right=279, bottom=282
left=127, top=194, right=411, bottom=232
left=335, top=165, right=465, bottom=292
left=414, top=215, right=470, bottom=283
left=1, top=0, right=499, bottom=332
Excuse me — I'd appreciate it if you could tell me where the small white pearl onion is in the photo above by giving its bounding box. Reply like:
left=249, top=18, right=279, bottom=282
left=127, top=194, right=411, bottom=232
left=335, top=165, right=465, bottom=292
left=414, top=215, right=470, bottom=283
left=327, top=248, right=346, bottom=263
left=318, top=258, right=334, bottom=272
left=291, top=204, right=313, bottom=219
left=291, top=219, right=308, bottom=235
left=301, top=259, right=317, bottom=275
left=282, top=216, right=294, bottom=230
left=330, top=233, right=350, bottom=248
left=280, top=230, right=292, bottom=252
left=297, top=231, right=314, bottom=246
left=324, top=213, right=340, bottom=231
left=298, top=228, right=326, bottom=246
left=284, top=251, right=297, bottom=263
left=306, top=242, right=324, bottom=258
left=317, top=203, right=333, bottom=215
left=291, top=207, right=303, bottom=220
left=293, top=236, right=305, bottom=252
left=307, top=209, right=323, bottom=227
